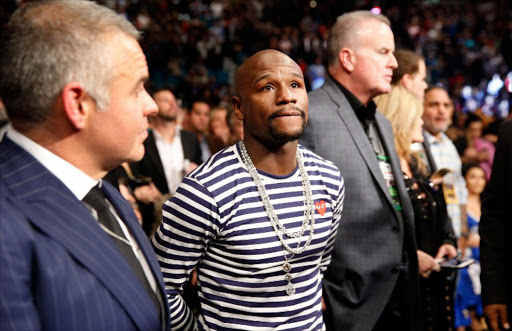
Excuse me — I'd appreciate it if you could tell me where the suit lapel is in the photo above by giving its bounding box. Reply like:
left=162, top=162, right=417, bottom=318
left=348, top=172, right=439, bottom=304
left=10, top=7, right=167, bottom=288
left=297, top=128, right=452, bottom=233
left=180, top=130, right=193, bottom=160
left=145, top=131, right=168, bottom=192
left=1, top=138, right=161, bottom=330
left=103, top=183, right=169, bottom=318
left=422, top=129, right=437, bottom=173
left=324, top=79, right=396, bottom=211
left=374, top=114, right=412, bottom=222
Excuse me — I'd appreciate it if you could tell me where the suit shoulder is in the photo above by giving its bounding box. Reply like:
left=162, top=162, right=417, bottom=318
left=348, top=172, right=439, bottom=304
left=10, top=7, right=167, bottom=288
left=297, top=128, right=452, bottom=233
left=180, top=129, right=198, bottom=140
left=0, top=192, right=36, bottom=244
left=307, top=85, right=332, bottom=105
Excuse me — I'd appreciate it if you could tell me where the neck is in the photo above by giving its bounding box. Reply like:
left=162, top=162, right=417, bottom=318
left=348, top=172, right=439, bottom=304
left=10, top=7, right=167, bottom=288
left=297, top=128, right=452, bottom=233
left=153, top=120, right=177, bottom=142
left=467, top=192, right=481, bottom=203
left=466, top=135, right=476, bottom=146
left=330, top=70, right=371, bottom=105
left=242, top=139, right=298, bottom=176
left=20, top=126, right=108, bottom=180
left=427, top=130, right=443, bottom=141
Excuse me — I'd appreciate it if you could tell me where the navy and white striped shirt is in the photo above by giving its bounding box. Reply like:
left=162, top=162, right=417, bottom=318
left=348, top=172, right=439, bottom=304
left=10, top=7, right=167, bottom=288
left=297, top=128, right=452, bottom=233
left=153, top=142, right=344, bottom=331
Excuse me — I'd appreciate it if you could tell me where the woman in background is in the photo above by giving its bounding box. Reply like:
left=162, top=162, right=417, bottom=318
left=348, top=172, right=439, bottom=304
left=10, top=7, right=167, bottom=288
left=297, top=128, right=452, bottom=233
left=455, top=164, right=487, bottom=331
left=375, top=85, right=458, bottom=330
left=454, top=114, right=495, bottom=180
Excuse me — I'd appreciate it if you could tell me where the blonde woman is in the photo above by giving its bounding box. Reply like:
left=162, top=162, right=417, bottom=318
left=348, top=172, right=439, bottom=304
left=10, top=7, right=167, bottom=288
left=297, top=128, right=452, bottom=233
left=375, top=86, right=458, bottom=330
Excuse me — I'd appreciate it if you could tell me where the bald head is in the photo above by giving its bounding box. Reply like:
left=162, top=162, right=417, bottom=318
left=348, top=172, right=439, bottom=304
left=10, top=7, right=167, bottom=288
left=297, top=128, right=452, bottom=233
left=234, top=50, right=303, bottom=98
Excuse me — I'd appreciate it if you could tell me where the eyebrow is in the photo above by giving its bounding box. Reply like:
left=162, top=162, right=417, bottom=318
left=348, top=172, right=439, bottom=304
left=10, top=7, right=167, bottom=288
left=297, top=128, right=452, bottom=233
left=139, top=75, right=150, bottom=86
left=133, top=75, right=149, bottom=92
left=254, top=72, right=304, bottom=84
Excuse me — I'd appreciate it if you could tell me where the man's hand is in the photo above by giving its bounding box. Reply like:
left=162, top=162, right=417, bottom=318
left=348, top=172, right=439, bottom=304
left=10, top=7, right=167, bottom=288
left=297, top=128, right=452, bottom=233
left=435, top=243, right=458, bottom=261
left=485, top=304, right=510, bottom=331
left=417, top=250, right=440, bottom=278
left=133, top=182, right=162, bottom=204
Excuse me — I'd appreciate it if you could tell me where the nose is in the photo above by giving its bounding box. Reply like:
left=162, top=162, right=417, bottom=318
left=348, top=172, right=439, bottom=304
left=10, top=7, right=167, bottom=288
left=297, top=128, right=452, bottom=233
left=276, top=85, right=296, bottom=105
left=439, top=104, right=449, bottom=115
left=143, top=91, right=158, bottom=117
left=389, top=53, right=398, bottom=69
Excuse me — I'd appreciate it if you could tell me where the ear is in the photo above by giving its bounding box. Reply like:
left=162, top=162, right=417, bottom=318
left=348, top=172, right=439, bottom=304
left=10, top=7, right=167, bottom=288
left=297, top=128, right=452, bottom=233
left=401, top=73, right=413, bottom=90
left=61, top=82, right=94, bottom=130
left=339, top=48, right=356, bottom=72
left=232, top=96, right=244, bottom=120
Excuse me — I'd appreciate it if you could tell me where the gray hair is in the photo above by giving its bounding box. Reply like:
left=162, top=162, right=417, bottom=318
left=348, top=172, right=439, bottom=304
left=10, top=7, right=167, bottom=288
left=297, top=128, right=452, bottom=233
left=327, top=11, right=391, bottom=67
left=0, top=0, right=139, bottom=127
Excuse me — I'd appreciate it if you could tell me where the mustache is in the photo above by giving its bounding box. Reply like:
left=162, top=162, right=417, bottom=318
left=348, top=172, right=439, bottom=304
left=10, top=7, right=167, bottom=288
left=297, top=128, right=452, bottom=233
left=268, top=106, right=306, bottom=120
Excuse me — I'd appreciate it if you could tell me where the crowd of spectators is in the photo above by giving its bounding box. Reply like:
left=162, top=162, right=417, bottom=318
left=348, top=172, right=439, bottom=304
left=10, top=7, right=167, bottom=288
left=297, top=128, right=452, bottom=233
left=1, top=0, right=510, bottom=126
left=93, top=0, right=511, bottom=120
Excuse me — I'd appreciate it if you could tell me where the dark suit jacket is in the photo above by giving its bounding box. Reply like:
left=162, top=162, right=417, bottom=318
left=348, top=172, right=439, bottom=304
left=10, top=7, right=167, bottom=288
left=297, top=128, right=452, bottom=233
left=131, top=129, right=202, bottom=195
left=480, top=119, right=512, bottom=310
left=0, top=137, right=170, bottom=331
left=300, top=77, right=420, bottom=331
left=422, top=129, right=438, bottom=174
left=130, top=129, right=201, bottom=234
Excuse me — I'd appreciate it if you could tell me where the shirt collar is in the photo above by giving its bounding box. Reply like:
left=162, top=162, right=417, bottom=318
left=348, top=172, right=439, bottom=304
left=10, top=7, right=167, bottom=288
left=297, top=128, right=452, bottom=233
left=152, top=126, right=181, bottom=143
left=6, top=126, right=98, bottom=200
left=424, top=130, right=447, bottom=145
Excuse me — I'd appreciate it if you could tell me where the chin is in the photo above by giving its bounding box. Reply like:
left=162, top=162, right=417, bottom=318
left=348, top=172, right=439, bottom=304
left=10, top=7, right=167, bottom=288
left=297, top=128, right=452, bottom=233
left=271, top=131, right=304, bottom=143
left=127, top=146, right=146, bottom=162
left=378, top=84, right=392, bottom=94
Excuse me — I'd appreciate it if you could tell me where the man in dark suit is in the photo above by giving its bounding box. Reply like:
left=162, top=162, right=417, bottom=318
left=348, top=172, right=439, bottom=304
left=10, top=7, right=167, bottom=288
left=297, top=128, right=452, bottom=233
left=130, top=89, right=202, bottom=236
left=300, top=11, right=420, bottom=331
left=0, top=2, right=169, bottom=330
left=480, top=119, right=512, bottom=331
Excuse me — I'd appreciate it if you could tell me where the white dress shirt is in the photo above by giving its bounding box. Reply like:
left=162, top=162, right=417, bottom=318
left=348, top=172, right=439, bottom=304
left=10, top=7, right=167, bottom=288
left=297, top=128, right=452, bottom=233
left=153, top=127, right=185, bottom=194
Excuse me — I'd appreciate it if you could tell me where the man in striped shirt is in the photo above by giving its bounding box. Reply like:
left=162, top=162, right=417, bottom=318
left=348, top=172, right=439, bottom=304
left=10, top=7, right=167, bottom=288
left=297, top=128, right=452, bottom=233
left=153, top=49, right=345, bottom=330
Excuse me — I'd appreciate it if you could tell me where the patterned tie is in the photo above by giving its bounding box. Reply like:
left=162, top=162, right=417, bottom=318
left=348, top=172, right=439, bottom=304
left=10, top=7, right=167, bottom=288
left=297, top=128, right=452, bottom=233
left=82, top=183, right=161, bottom=317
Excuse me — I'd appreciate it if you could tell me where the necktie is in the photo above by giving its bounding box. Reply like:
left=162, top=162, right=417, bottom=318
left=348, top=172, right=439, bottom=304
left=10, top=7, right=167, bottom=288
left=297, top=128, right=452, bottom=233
left=82, top=184, right=161, bottom=317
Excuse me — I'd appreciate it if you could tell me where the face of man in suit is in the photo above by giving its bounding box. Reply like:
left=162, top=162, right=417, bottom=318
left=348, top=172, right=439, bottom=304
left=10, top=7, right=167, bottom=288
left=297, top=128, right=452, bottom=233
left=423, top=87, right=453, bottom=138
left=154, top=90, right=179, bottom=122
left=344, top=19, right=398, bottom=104
left=86, top=33, right=158, bottom=171
left=232, top=50, right=308, bottom=146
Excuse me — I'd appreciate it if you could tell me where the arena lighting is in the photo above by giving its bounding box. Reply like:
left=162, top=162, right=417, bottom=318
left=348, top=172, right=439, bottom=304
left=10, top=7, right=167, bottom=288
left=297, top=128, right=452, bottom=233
left=370, top=7, right=382, bottom=14
left=487, top=74, right=504, bottom=96
left=498, top=100, right=509, bottom=118
left=310, top=1, right=317, bottom=8
left=461, top=85, right=472, bottom=99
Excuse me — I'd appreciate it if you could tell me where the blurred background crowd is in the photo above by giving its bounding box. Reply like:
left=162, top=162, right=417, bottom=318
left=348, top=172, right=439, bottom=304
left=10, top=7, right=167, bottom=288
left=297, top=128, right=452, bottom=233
left=1, top=0, right=511, bottom=134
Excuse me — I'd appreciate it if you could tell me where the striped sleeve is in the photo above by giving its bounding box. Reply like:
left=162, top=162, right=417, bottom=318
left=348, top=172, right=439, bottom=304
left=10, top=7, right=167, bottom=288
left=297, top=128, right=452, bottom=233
left=152, top=176, right=220, bottom=331
left=320, top=171, right=344, bottom=274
